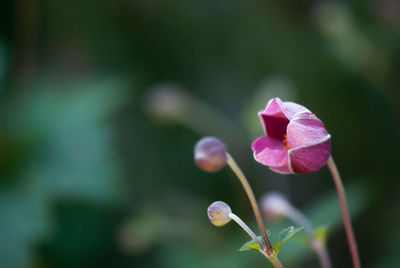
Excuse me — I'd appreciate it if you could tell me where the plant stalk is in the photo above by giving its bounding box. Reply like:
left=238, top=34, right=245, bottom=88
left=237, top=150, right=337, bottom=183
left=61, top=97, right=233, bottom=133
left=327, top=156, right=361, bottom=268
left=229, top=213, right=284, bottom=267
left=270, top=256, right=284, bottom=268
left=259, top=250, right=284, bottom=268
left=226, top=153, right=274, bottom=256
left=285, top=206, right=332, bottom=268
left=228, top=213, right=265, bottom=251
left=312, top=240, right=332, bottom=268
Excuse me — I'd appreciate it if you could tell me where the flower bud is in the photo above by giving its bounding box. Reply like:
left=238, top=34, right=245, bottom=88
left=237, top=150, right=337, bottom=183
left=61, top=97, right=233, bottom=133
left=143, top=83, right=185, bottom=123
left=194, top=136, right=227, bottom=172
left=260, top=192, right=290, bottom=221
left=207, top=201, right=232, bottom=226
left=252, top=98, right=331, bottom=174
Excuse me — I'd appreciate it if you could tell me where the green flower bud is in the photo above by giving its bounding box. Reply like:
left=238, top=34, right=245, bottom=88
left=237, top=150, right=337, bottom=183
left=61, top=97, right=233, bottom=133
left=207, top=201, right=232, bottom=227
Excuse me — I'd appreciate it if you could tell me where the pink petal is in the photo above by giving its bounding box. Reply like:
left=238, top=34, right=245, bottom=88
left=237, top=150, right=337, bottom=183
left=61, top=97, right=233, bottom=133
left=286, top=112, right=331, bottom=173
left=286, top=112, right=331, bottom=149
left=263, top=98, right=310, bottom=120
left=259, top=98, right=310, bottom=139
left=288, top=138, right=331, bottom=173
left=252, top=136, right=291, bottom=174
left=280, top=101, right=311, bottom=120
left=264, top=98, right=285, bottom=115
left=258, top=99, right=289, bottom=139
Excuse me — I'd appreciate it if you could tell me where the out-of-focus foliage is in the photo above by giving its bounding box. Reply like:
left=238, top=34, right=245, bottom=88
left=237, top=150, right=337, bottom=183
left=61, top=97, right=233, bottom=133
left=1, top=0, right=399, bottom=267
left=0, top=79, right=128, bottom=267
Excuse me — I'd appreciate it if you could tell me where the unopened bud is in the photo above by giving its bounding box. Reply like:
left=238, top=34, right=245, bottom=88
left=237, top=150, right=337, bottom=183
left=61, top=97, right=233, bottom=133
left=144, top=83, right=185, bottom=123
left=260, top=192, right=290, bottom=221
left=207, top=201, right=232, bottom=226
left=194, top=136, right=227, bottom=172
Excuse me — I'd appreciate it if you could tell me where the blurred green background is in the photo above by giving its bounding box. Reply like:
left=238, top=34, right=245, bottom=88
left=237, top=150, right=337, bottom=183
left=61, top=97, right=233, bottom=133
left=1, top=0, right=400, bottom=267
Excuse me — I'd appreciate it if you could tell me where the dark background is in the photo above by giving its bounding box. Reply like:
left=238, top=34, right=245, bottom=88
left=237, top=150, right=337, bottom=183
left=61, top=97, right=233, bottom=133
left=1, top=0, right=399, bottom=267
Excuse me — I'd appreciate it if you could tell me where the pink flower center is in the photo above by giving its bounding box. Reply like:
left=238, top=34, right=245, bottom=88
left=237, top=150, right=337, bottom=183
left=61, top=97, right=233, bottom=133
left=261, top=114, right=289, bottom=140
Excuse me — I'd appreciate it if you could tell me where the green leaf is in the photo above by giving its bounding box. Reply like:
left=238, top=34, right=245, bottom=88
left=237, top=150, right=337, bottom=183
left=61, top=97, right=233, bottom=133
left=239, top=236, right=263, bottom=252
left=238, top=230, right=271, bottom=252
left=273, top=226, right=304, bottom=251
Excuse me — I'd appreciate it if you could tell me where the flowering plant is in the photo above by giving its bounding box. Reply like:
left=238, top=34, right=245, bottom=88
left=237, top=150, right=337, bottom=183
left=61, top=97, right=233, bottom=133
left=194, top=98, right=360, bottom=268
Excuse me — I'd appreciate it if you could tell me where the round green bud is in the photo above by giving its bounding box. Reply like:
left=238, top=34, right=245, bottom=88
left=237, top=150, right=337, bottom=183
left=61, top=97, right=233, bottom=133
left=194, top=136, right=227, bottom=172
left=207, top=201, right=232, bottom=227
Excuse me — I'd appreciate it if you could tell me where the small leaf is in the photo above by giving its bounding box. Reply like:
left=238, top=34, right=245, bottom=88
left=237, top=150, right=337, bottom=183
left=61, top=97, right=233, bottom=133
left=273, top=226, right=304, bottom=251
left=239, top=235, right=263, bottom=252
left=238, top=230, right=272, bottom=252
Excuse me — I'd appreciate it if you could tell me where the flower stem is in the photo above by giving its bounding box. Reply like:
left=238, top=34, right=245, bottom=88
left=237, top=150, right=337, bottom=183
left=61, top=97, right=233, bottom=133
left=228, top=213, right=265, bottom=251
left=327, top=156, right=361, bottom=268
left=312, top=240, right=332, bottom=268
left=171, top=91, right=247, bottom=148
left=285, top=206, right=331, bottom=268
left=229, top=213, right=284, bottom=267
left=226, top=153, right=274, bottom=256
left=269, top=256, right=284, bottom=268
left=258, top=250, right=284, bottom=268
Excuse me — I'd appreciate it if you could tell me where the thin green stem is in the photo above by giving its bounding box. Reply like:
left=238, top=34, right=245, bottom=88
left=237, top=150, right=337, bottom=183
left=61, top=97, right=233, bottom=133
left=229, top=212, right=284, bottom=267
left=269, top=256, right=284, bottom=268
left=312, top=240, right=332, bottom=268
left=228, top=213, right=265, bottom=251
left=258, top=250, right=284, bottom=268
left=226, top=153, right=274, bottom=255
left=285, top=206, right=332, bottom=268
left=327, top=156, right=361, bottom=268
left=172, top=91, right=247, bottom=148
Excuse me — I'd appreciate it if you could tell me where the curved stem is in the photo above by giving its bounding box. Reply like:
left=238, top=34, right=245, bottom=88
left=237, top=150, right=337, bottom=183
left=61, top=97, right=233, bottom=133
left=327, top=156, right=361, bottom=268
left=172, top=91, right=248, bottom=148
left=228, top=213, right=265, bottom=251
left=229, top=213, right=284, bottom=267
left=286, top=206, right=332, bottom=268
left=226, top=153, right=274, bottom=255
left=313, top=241, right=332, bottom=268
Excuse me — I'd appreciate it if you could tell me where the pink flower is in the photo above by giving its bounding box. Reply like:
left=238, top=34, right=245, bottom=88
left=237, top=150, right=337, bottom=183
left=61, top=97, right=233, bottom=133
left=252, top=98, right=331, bottom=174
